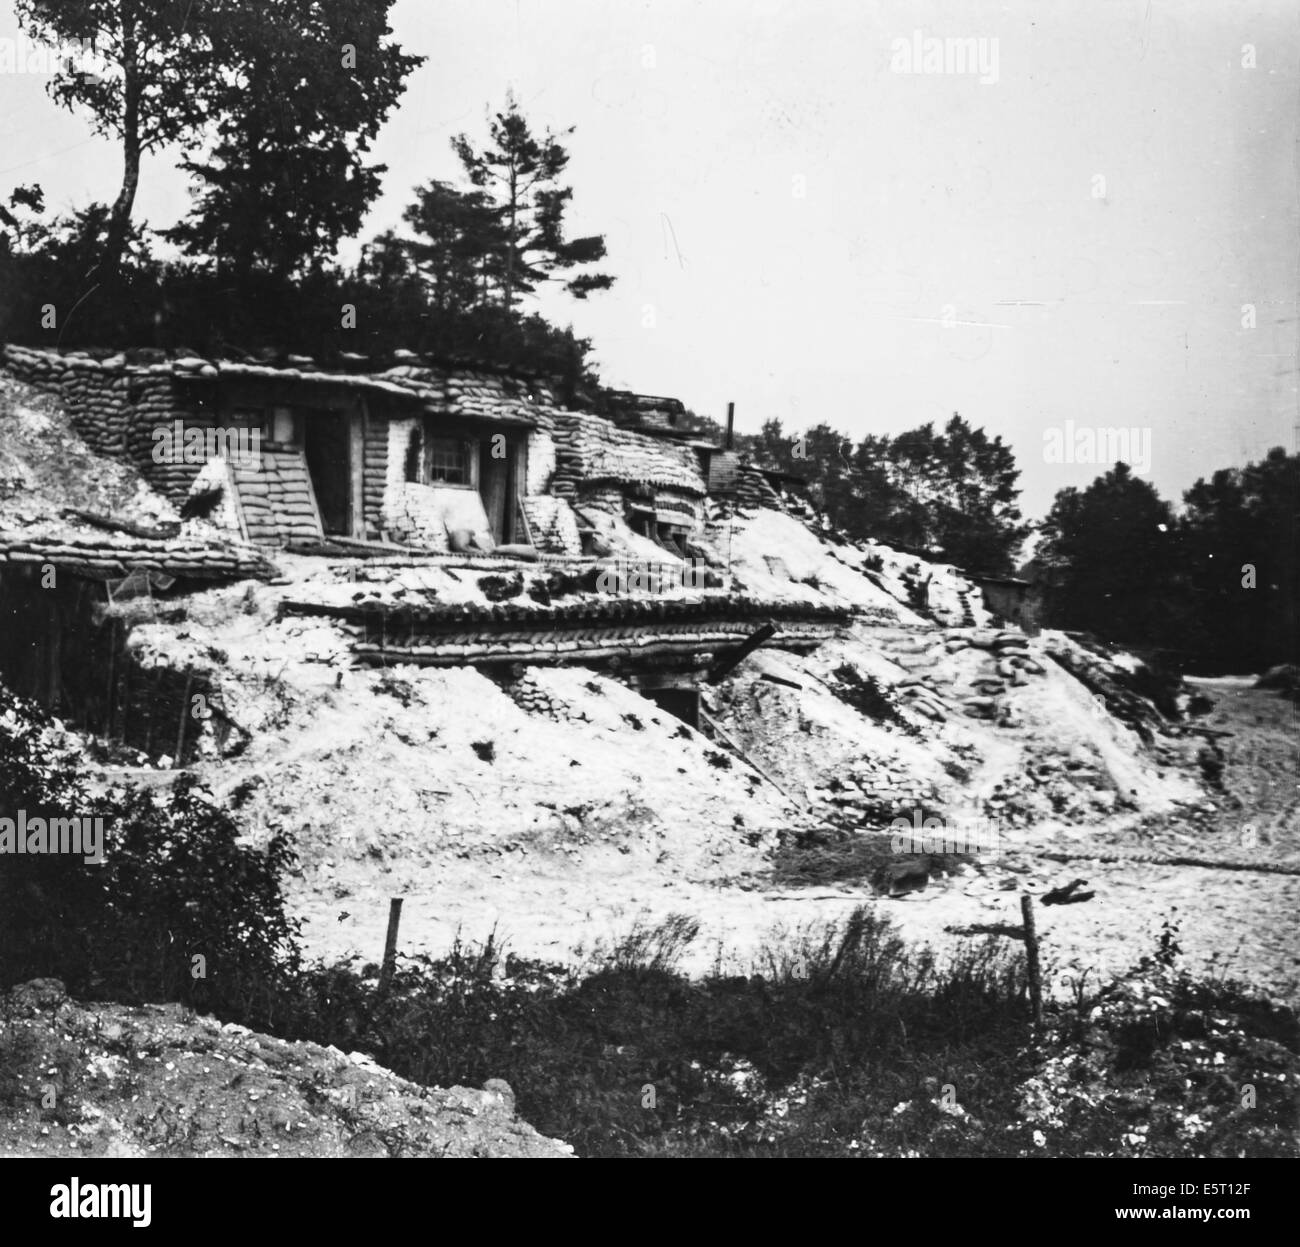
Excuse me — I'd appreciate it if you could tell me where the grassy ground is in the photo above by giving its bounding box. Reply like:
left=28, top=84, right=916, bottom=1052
left=268, top=910, right=1300, bottom=1158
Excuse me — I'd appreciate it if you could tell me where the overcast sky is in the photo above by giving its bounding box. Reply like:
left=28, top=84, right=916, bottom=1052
left=1, top=0, right=1296, bottom=517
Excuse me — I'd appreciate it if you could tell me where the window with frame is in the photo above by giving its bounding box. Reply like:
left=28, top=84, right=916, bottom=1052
left=426, top=436, right=473, bottom=486
left=270, top=407, right=301, bottom=445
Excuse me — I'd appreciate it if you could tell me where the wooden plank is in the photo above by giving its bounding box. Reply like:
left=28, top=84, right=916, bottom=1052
left=60, top=508, right=181, bottom=540
left=512, top=438, right=528, bottom=543
left=226, top=459, right=252, bottom=545
left=697, top=707, right=790, bottom=798
left=351, top=399, right=367, bottom=540
left=706, top=622, right=777, bottom=684
left=516, top=492, right=534, bottom=546
left=292, top=447, right=326, bottom=543
left=759, top=672, right=803, bottom=690
left=325, top=534, right=423, bottom=555
left=1021, top=895, right=1043, bottom=1026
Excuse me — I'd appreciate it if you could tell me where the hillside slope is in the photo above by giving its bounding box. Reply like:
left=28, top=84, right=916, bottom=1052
left=3, top=368, right=1295, bottom=1001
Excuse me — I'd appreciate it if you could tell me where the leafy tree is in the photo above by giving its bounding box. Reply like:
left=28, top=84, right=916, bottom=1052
left=799, top=422, right=868, bottom=529
left=164, top=0, right=421, bottom=280
left=743, top=414, right=1024, bottom=571
left=450, top=95, right=614, bottom=313
left=0, top=199, right=159, bottom=344
left=927, top=414, right=1026, bottom=573
left=1038, top=463, right=1180, bottom=643
left=0, top=184, right=47, bottom=255
left=0, top=683, right=300, bottom=1011
left=852, top=436, right=928, bottom=551
left=1038, top=450, right=1296, bottom=667
left=751, top=417, right=796, bottom=472
left=14, top=0, right=228, bottom=284
left=1180, top=448, right=1298, bottom=666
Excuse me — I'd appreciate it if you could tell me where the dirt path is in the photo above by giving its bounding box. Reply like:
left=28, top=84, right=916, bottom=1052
left=295, top=844, right=1300, bottom=1004
left=1192, top=676, right=1299, bottom=850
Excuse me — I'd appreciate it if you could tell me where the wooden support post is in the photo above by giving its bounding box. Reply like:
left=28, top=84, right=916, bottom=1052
left=46, top=592, right=61, bottom=712
left=174, top=672, right=193, bottom=768
left=1020, top=893, right=1043, bottom=1026
left=706, top=621, right=776, bottom=684
left=349, top=404, right=366, bottom=540
left=143, top=669, right=156, bottom=757
left=379, top=897, right=404, bottom=993
left=118, top=639, right=131, bottom=745
left=951, top=895, right=1046, bottom=1031
left=516, top=491, right=534, bottom=547
left=103, top=611, right=117, bottom=739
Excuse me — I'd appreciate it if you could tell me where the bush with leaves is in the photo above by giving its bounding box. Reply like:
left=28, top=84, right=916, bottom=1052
left=0, top=683, right=300, bottom=1018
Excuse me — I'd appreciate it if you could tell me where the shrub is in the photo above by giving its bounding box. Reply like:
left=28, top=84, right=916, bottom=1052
left=257, top=907, right=1299, bottom=1158
left=260, top=909, right=1038, bottom=1156
left=477, top=572, right=523, bottom=602
left=0, top=685, right=300, bottom=1018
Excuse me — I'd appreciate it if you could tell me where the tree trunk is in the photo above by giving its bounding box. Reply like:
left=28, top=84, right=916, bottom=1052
left=97, top=12, right=141, bottom=288
left=503, top=162, right=517, bottom=316
left=101, top=141, right=140, bottom=280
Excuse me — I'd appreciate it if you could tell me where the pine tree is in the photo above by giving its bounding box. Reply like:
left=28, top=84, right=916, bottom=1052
left=398, top=181, right=502, bottom=314
left=450, top=95, right=614, bottom=314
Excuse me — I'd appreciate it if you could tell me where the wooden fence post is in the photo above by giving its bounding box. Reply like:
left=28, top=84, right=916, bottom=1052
left=379, top=897, right=404, bottom=993
left=1020, top=893, right=1043, bottom=1026
left=174, top=672, right=193, bottom=768
left=946, top=896, right=1049, bottom=1030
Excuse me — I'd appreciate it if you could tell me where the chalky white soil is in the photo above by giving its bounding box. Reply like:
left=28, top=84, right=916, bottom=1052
left=9, top=362, right=1278, bottom=1012
left=148, top=511, right=1297, bottom=1006
left=256, top=665, right=1297, bottom=1007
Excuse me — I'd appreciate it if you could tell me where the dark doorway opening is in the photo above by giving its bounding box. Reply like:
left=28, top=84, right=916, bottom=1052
left=0, top=567, right=217, bottom=764
left=302, top=410, right=352, bottom=535
left=643, top=686, right=701, bottom=729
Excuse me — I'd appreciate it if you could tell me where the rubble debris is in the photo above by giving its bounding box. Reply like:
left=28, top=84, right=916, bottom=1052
left=59, top=507, right=181, bottom=541
left=1040, top=878, right=1096, bottom=906
left=0, top=979, right=571, bottom=1159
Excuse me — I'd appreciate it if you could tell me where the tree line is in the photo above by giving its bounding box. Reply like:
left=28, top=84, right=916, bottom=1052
left=688, top=395, right=1292, bottom=670
left=738, top=410, right=1294, bottom=670
left=1036, top=455, right=1296, bottom=672
left=743, top=412, right=1027, bottom=575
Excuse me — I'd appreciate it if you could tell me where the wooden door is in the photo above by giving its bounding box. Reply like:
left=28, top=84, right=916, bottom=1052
left=479, top=439, right=511, bottom=543
left=302, top=410, right=351, bottom=535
